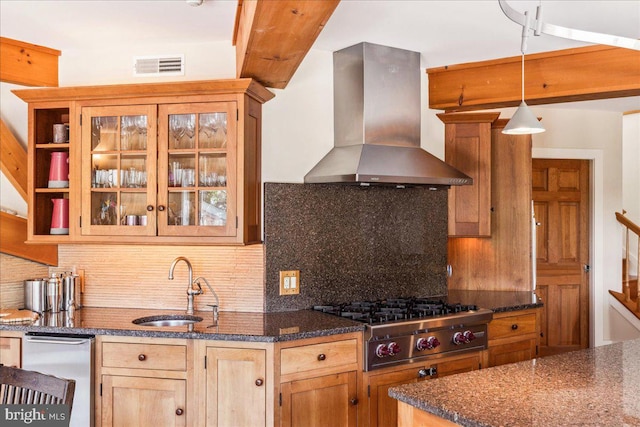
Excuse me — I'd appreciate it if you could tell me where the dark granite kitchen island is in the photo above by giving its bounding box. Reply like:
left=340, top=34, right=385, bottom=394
left=389, top=338, right=640, bottom=427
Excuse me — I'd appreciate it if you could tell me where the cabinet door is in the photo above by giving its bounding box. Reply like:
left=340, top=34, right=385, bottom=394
left=158, top=103, right=237, bottom=237
left=101, top=375, right=186, bottom=427
left=368, top=366, right=430, bottom=427
left=281, top=371, right=357, bottom=427
left=433, top=353, right=482, bottom=377
left=81, top=105, right=157, bottom=236
left=0, top=337, right=21, bottom=368
left=205, top=347, right=266, bottom=427
left=488, top=338, right=537, bottom=367
left=439, top=113, right=497, bottom=237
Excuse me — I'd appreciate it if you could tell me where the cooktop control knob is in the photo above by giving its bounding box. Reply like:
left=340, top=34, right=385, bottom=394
left=463, top=330, right=476, bottom=342
left=375, top=344, right=390, bottom=358
left=452, top=331, right=468, bottom=345
left=388, top=342, right=401, bottom=356
left=416, top=336, right=440, bottom=351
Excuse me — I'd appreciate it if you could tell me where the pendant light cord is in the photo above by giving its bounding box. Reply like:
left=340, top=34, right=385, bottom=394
left=520, top=11, right=530, bottom=103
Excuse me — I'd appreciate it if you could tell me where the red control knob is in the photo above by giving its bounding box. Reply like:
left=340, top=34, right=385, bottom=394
left=375, top=344, right=389, bottom=358
left=388, top=342, right=401, bottom=356
left=463, top=330, right=476, bottom=342
left=452, top=331, right=467, bottom=345
left=416, top=336, right=440, bottom=351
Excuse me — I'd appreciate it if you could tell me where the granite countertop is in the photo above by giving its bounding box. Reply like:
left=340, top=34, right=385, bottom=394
left=447, top=289, right=542, bottom=313
left=389, top=338, right=640, bottom=427
left=0, top=307, right=364, bottom=342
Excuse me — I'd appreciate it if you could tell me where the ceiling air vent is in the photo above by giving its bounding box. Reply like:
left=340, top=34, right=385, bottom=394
left=133, top=55, right=185, bottom=77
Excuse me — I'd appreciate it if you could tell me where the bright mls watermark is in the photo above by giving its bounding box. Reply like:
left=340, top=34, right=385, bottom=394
left=1, top=405, right=70, bottom=426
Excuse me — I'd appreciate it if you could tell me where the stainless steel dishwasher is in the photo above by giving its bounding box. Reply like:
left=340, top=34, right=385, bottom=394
left=22, top=332, right=95, bottom=427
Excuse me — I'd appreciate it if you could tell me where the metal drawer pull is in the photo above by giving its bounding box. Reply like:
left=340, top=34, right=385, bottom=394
left=138, top=354, right=146, bottom=361
left=175, top=408, right=183, bottom=416
left=317, top=354, right=326, bottom=361
left=511, top=324, right=518, bottom=330
left=255, top=378, right=264, bottom=386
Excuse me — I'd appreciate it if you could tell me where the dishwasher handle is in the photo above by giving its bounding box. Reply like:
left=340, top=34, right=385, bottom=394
left=24, top=336, right=91, bottom=345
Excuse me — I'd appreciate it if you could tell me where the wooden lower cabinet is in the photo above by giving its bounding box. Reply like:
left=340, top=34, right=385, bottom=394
left=278, top=333, right=362, bottom=427
left=363, top=352, right=482, bottom=427
left=204, top=346, right=268, bottom=427
left=281, top=371, right=358, bottom=427
left=487, top=309, right=540, bottom=367
left=101, top=376, right=186, bottom=427
left=96, top=336, right=192, bottom=427
left=0, top=332, right=22, bottom=368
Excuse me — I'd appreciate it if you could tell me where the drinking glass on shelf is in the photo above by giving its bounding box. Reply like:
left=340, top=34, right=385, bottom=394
left=169, top=115, right=185, bottom=149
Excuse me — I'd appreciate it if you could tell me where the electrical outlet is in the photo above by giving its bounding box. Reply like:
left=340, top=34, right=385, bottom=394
left=279, top=270, right=300, bottom=295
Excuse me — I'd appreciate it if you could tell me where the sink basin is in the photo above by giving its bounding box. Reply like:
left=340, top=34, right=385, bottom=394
left=132, top=314, right=203, bottom=327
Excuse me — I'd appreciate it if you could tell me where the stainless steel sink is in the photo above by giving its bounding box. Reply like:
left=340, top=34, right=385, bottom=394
left=132, top=314, right=203, bottom=327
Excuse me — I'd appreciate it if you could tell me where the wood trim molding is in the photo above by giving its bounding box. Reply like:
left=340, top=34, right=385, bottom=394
left=12, top=78, right=274, bottom=104
left=0, top=37, right=60, bottom=87
left=0, top=212, right=58, bottom=266
left=0, top=119, right=27, bottom=201
left=233, top=0, right=340, bottom=89
left=427, top=44, right=640, bottom=111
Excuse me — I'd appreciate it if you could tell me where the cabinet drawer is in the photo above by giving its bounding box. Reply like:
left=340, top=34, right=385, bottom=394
left=489, top=313, right=537, bottom=340
left=102, top=342, right=186, bottom=371
left=281, top=339, right=357, bottom=376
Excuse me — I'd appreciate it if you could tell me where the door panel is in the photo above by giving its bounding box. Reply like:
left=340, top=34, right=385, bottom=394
left=533, top=159, right=589, bottom=356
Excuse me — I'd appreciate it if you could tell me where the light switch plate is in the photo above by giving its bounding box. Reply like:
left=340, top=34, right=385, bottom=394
left=279, top=270, right=300, bottom=295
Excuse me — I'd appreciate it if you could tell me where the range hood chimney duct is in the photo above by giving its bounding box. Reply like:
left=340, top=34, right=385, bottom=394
left=304, top=42, right=471, bottom=187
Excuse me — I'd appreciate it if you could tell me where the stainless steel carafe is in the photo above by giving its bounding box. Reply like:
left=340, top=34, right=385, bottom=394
left=47, top=273, right=62, bottom=313
left=62, top=272, right=79, bottom=310
left=24, top=279, right=48, bottom=313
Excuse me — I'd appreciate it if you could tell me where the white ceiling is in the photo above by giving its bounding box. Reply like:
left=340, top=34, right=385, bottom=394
left=1, top=0, right=639, bottom=112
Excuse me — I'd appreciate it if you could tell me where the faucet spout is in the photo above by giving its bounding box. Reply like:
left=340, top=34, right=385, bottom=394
left=168, top=257, right=201, bottom=315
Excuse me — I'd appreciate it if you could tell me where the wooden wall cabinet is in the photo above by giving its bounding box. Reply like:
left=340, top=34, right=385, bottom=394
left=486, top=308, right=540, bottom=367
left=13, top=79, right=274, bottom=245
left=446, top=117, right=533, bottom=292
left=96, top=336, right=192, bottom=427
left=362, top=351, right=482, bottom=427
left=438, top=112, right=499, bottom=237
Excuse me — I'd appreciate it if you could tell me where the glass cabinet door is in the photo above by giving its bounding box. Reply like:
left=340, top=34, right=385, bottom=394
left=81, top=105, right=157, bottom=236
left=157, top=102, right=237, bottom=237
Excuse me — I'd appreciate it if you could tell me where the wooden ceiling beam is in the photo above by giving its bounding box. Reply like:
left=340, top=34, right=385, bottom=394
left=427, top=45, right=640, bottom=112
left=234, top=0, right=340, bottom=89
left=0, top=37, right=61, bottom=87
left=0, top=119, right=28, bottom=201
left=0, top=212, right=58, bottom=266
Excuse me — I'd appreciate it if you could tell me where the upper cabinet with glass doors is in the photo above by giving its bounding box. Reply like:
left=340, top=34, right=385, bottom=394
left=14, top=79, right=274, bottom=245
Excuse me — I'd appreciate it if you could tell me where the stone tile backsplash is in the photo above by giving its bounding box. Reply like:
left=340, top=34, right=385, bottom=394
left=264, top=183, right=449, bottom=312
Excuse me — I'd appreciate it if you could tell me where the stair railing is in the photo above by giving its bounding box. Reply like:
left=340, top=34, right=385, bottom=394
left=616, top=211, right=640, bottom=312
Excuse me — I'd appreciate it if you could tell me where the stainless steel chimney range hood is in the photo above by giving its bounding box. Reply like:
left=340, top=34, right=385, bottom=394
left=304, top=42, right=472, bottom=188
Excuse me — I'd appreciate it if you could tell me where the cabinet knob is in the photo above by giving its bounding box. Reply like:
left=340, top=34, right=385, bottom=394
left=350, top=398, right=358, bottom=406
left=146, top=205, right=154, bottom=212
left=138, top=354, right=146, bottom=361
left=255, top=378, right=264, bottom=387
left=175, top=408, right=183, bottom=416
left=317, top=354, right=326, bottom=361
left=511, top=324, right=518, bottom=330
left=158, top=205, right=166, bottom=212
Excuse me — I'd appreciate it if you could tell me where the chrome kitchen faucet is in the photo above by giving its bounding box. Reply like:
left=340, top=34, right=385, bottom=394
left=168, top=256, right=202, bottom=315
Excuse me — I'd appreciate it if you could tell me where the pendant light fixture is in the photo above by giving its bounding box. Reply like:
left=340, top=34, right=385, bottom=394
left=503, top=11, right=545, bottom=135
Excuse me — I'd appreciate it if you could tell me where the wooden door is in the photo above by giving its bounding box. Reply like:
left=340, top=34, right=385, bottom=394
left=205, top=347, right=266, bottom=427
left=101, top=375, right=186, bottom=427
left=0, top=337, right=21, bottom=368
left=368, top=366, right=430, bottom=427
left=532, top=159, right=590, bottom=356
left=281, top=371, right=357, bottom=427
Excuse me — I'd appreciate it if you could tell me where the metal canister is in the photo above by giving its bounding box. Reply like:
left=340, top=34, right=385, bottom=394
left=62, top=272, right=78, bottom=310
left=24, top=279, right=48, bottom=313
left=47, top=273, right=62, bottom=313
